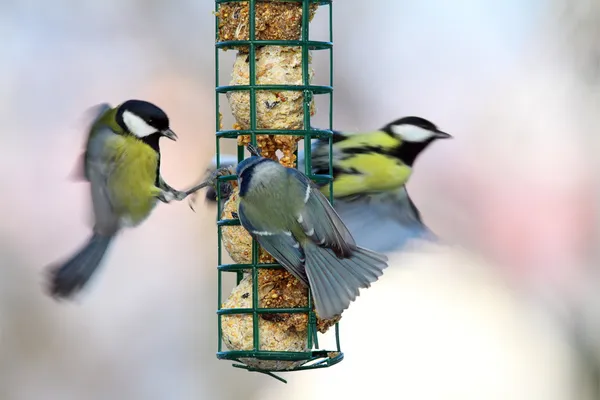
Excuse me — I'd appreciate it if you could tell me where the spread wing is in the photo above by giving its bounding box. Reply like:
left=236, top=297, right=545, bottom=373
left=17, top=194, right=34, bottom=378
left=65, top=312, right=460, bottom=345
left=237, top=202, right=309, bottom=285
left=84, top=125, right=123, bottom=235
left=70, top=103, right=112, bottom=182
left=333, top=186, right=437, bottom=253
left=286, top=168, right=356, bottom=258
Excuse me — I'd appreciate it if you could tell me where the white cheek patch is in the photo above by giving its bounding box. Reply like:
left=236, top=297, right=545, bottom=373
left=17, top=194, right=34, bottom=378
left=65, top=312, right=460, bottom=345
left=123, top=110, right=156, bottom=138
left=391, top=124, right=435, bottom=142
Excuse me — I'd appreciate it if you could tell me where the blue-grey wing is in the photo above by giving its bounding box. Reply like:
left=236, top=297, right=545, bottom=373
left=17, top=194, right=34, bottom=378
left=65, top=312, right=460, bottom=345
left=333, top=186, right=438, bottom=253
left=74, top=103, right=112, bottom=182
left=287, top=168, right=356, bottom=258
left=85, top=103, right=112, bottom=128
left=238, top=202, right=308, bottom=285
left=85, top=126, right=122, bottom=235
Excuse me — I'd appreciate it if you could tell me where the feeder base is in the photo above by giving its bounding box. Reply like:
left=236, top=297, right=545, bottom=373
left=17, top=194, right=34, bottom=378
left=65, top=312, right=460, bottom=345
left=217, top=349, right=344, bottom=381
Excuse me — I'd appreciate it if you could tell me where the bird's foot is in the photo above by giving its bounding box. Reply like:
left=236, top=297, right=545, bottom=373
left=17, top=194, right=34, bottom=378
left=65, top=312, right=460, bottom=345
left=185, top=166, right=236, bottom=211
left=157, top=190, right=178, bottom=203
left=171, top=189, right=188, bottom=201
left=186, top=166, right=234, bottom=195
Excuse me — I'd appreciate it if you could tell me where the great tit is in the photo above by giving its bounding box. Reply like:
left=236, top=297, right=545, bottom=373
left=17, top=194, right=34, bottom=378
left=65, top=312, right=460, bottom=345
left=234, top=146, right=389, bottom=320
left=46, top=99, right=188, bottom=299
left=201, top=116, right=450, bottom=253
left=311, top=116, right=452, bottom=200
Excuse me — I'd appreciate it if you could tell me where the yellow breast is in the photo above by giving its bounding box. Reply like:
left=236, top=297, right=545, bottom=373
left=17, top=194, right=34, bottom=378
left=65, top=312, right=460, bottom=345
left=107, top=136, right=161, bottom=226
left=322, top=153, right=412, bottom=198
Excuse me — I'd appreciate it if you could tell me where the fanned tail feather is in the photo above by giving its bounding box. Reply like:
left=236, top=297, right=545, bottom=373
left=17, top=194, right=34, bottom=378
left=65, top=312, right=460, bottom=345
left=303, top=242, right=388, bottom=319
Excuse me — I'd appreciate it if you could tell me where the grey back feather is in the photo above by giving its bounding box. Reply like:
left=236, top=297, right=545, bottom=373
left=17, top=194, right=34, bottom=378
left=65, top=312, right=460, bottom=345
left=81, top=103, right=112, bottom=181
left=85, top=126, right=122, bottom=236
left=85, top=103, right=112, bottom=127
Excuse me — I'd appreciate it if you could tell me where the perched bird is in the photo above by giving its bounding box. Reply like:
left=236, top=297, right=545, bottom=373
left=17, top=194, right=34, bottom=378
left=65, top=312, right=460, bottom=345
left=46, top=99, right=187, bottom=299
left=234, top=147, right=389, bottom=319
left=201, top=116, right=451, bottom=253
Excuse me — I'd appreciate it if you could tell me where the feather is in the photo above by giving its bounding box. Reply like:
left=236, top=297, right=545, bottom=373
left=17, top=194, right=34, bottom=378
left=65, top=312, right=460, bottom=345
left=85, top=127, right=122, bottom=235
left=287, top=168, right=356, bottom=258
left=333, top=187, right=438, bottom=253
left=68, top=152, right=88, bottom=181
left=69, top=103, right=112, bottom=182
left=303, top=241, right=389, bottom=319
left=238, top=202, right=308, bottom=285
left=47, top=233, right=113, bottom=298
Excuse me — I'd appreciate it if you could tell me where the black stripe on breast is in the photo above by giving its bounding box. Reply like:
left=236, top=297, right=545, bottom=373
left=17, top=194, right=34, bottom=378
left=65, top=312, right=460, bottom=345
left=339, top=143, right=426, bottom=167
left=141, top=133, right=162, bottom=186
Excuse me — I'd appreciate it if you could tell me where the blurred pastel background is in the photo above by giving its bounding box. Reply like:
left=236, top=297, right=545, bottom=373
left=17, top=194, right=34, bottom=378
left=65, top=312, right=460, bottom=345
left=1, top=0, right=600, bottom=399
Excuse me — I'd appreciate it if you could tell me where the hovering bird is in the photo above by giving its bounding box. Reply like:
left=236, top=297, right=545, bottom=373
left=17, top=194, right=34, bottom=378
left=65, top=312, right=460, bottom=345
left=46, top=100, right=189, bottom=299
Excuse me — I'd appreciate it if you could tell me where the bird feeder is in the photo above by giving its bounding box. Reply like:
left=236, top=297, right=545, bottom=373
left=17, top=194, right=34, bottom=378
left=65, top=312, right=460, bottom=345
left=213, top=0, right=340, bottom=383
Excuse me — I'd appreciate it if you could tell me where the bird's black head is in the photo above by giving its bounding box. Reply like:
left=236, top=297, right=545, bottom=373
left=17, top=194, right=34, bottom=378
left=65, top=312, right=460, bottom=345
left=116, top=100, right=178, bottom=146
left=381, top=116, right=452, bottom=166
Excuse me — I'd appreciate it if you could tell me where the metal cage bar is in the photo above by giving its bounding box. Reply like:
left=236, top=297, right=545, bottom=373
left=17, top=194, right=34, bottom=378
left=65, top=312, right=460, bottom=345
left=214, top=0, right=341, bottom=382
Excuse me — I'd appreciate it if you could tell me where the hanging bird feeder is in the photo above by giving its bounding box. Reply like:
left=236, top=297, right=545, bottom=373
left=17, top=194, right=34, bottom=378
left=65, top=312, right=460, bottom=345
left=213, top=0, right=340, bottom=383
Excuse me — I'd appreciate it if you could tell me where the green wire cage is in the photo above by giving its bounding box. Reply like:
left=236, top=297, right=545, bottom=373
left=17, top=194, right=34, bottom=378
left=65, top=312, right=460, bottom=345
left=213, top=0, right=340, bottom=383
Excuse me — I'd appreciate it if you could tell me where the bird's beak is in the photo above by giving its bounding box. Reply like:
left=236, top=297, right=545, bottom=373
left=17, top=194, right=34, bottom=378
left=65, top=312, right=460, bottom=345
left=161, top=128, right=178, bottom=141
left=434, top=130, right=452, bottom=139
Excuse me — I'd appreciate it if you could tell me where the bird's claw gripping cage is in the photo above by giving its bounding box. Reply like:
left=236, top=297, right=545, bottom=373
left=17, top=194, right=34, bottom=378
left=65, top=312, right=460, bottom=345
left=213, top=0, right=340, bottom=383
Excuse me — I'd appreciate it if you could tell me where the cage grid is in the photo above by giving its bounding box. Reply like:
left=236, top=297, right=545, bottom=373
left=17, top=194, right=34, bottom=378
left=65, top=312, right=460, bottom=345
left=213, top=0, right=341, bottom=383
